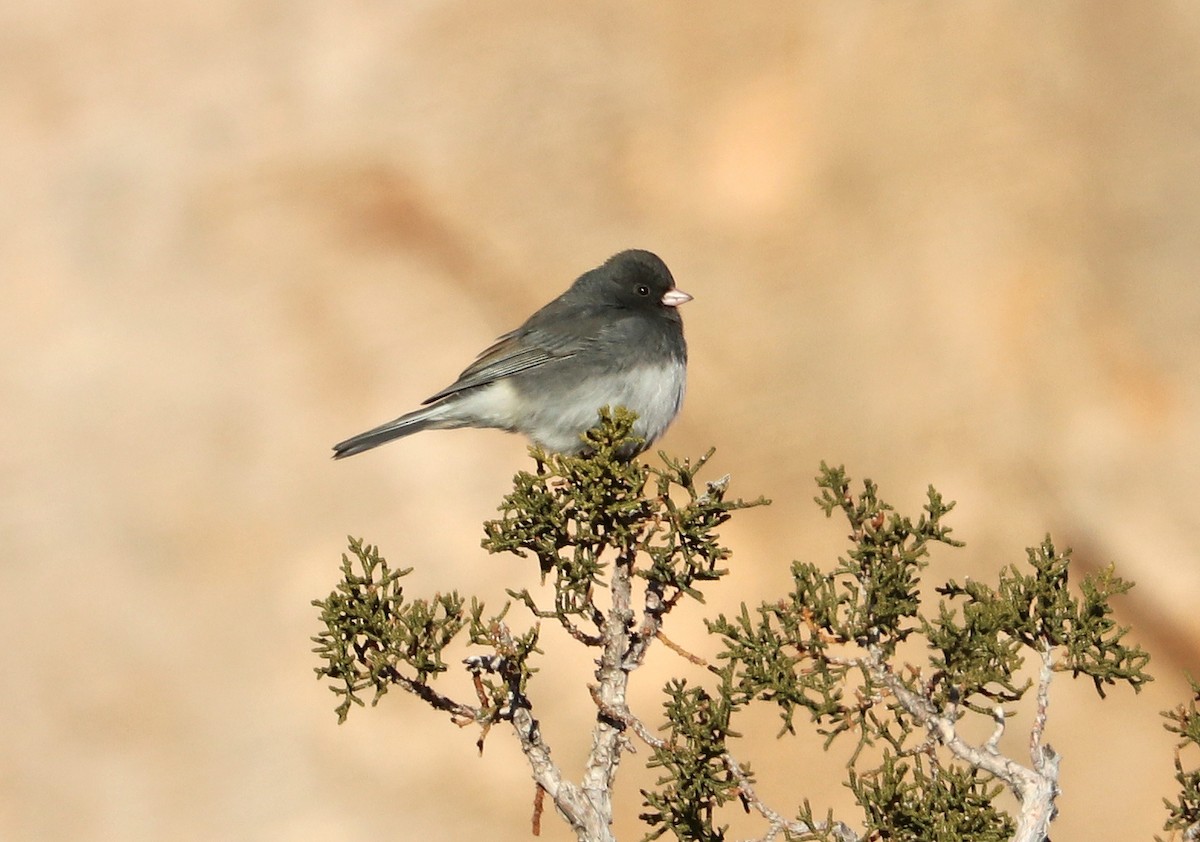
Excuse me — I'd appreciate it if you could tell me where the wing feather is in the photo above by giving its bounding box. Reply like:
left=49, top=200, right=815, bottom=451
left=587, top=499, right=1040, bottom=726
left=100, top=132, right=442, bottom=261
left=420, top=310, right=613, bottom=404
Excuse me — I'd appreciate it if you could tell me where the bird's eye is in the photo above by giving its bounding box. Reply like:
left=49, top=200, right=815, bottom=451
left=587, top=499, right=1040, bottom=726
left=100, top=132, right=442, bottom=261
left=636, top=284, right=650, bottom=297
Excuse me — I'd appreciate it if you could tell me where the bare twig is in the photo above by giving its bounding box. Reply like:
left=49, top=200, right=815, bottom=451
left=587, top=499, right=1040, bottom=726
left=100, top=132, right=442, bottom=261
left=1030, top=645, right=1054, bottom=771
left=589, top=685, right=664, bottom=750
left=866, top=646, right=1060, bottom=842
left=595, top=691, right=861, bottom=842
left=560, top=613, right=604, bottom=647
left=722, top=755, right=860, bottom=842
left=579, top=548, right=638, bottom=841
left=532, top=783, right=545, bottom=836
left=485, top=623, right=612, bottom=842
left=382, top=665, right=479, bottom=724
left=985, top=706, right=1005, bottom=755
left=656, top=629, right=710, bottom=667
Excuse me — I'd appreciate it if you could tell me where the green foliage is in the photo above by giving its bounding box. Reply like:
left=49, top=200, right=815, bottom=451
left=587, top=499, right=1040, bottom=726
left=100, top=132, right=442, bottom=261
left=483, top=407, right=767, bottom=639
left=708, top=464, right=963, bottom=745
left=849, top=754, right=1014, bottom=841
left=641, top=680, right=741, bottom=842
left=313, top=407, right=766, bottom=723
left=482, top=409, right=655, bottom=579
left=314, top=418, right=1164, bottom=842
left=1160, top=677, right=1200, bottom=840
left=311, top=537, right=537, bottom=727
left=662, top=463, right=1152, bottom=839
left=811, top=464, right=963, bottom=648
left=312, top=539, right=452, bottom=722
left=928, top=539, right=1152, bottom=711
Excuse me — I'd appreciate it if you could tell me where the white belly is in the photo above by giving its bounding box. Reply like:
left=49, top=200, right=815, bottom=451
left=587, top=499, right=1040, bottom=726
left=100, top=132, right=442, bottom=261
left=452, top=361, right=686, bottom=454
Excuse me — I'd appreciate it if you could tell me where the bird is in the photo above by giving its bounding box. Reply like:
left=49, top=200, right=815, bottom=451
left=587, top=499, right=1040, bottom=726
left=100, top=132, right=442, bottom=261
left=332, top=249, right=691, bottom=460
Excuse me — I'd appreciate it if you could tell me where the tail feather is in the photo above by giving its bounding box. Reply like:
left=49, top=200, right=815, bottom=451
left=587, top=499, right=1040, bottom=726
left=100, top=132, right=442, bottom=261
left=332, top=405, right=451, bottom=459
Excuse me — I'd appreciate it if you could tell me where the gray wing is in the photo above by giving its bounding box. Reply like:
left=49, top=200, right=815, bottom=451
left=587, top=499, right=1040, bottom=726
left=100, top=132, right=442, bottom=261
left=421, top=309, right=614, bottom=404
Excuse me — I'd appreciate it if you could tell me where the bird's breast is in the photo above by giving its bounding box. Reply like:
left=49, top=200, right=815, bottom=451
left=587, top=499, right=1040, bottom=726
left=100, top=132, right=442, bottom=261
left=512, top=359, right=686, bottom=453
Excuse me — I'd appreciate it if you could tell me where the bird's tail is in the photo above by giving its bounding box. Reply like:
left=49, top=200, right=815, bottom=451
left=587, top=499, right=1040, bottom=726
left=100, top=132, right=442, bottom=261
left=331, top=404, right=456, bottom=459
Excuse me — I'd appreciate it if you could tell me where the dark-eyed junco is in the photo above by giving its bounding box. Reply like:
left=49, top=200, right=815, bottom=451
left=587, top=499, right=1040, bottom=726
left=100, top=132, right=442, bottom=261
left=332, top=249, right=691, bottom=459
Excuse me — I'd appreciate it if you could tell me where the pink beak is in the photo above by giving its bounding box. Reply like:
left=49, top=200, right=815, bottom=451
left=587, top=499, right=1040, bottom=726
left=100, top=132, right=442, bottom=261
left=661, top=289, right=693, bottom=308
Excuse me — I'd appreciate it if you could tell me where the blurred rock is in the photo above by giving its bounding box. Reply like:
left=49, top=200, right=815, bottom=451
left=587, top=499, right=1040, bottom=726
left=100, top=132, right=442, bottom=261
left=3, top=3, right=1198, bottom=840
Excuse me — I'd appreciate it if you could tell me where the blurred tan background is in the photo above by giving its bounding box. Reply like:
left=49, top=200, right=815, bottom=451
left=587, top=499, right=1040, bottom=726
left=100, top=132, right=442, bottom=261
left=3, top=3, right=1199, bottom=840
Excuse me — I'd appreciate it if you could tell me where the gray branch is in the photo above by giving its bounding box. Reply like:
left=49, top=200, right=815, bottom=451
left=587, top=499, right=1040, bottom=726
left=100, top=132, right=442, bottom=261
left=867, top=644, right=1060, bottom=842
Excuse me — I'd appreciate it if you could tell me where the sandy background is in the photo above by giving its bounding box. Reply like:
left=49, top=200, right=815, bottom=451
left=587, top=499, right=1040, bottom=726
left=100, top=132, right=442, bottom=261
left=4, top=3, right=1199, bottom=840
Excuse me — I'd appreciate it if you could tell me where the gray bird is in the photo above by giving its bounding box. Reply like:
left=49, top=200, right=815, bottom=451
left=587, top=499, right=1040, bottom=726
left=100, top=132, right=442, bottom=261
left=332, top=249, right=691, bottom=459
